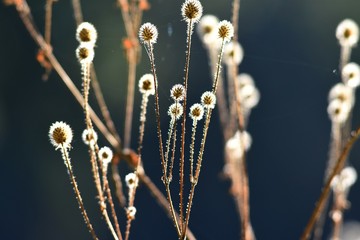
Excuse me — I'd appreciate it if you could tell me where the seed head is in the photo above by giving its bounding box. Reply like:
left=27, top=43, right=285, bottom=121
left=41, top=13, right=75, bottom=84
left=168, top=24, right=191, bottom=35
left=197, top=15, right=220, bottom=45
left=225, top=130, right=252, bottom=160
left=327, top=99, right=350, bottom=124
left=336, top=19, right=359, bottom=47
left=181, top=0, right=203, bottom=23
left=127, top=206, right=137, bottom=220
left=139, top=73, right=155, bottom=95
left=82, top=129, right=98, bottom=146
left=168, top=103, right=184, bottom=120
left=170, top=84, right=186, bottom=102
left=98, top=146, right=113, bottom=167
left=328, top=83, right=354, bottom=107
left=76, top=43, right=95, bottom=64
left=189, top=103, right=204, bottom=121
left=201, top=91, right=216, bottom=109
left=238, top=84, right=260, bottom=109
left=49, top=121, right=73, bottom=150
left=217, top=20, right=234, bottom=43
left=76, top=22, right=97, bottom=45
left=331, top=166, right=357, bottom=191
left=223, top=41, right=244, bottom=66
left=139, top=22, right=158, bottom=44
left=342, top=62, right=360, bottom=88
left=125, top=172, right=139, bottom=189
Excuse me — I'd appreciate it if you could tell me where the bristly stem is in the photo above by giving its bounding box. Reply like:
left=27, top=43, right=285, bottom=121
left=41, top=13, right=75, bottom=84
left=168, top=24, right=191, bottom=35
left=189, top=121, right=198, bottom=182
left=179, top=18, right=194, bottom=232
left=300, top=126, right=360, bottom=240
left=145, top=41, right=181, bottom=236
left=61, top=145, right=99, bottom=240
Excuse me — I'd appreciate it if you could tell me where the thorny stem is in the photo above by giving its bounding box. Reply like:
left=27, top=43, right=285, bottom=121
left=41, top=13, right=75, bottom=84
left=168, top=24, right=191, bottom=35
left=212, top=39, right=225, bottom=93
left=300, top=126, right=360, bottom=240
left=179, top=19, right=194, bottom=231
left=61, top=145, right=98, bottom=240
left=165, top=119, right=175, bottom=177
left=189, top=121, right=197, bottom=182
left=145, top=42, right=181, bottom=236
left=168, top=120, right=178, bottom=182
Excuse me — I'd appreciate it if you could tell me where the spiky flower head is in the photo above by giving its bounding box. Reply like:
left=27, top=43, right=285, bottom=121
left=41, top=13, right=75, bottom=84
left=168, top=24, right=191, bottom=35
left=168, top=103, right=184, bottom=120
left=342, top=62, right=360, bottom=88
left=125, top=172, right=139, bottom=189
left=336, top=19, right=359, bottom=47
left=98, top=146, right=113, bottom=167
left=76, top=43, right=95, bottom=64
left=327, top=99, right=351, bottom=124
left=201, top=91, right=216, bottom=109
left=139, top=73, right=155, bottom=95
left=139, top=22, right=158, bottom=44
left=181, top=0, right=203, bottom=23
left=76, top=22, right=97, bottom=45
left=82, top=129, right=98, bottom=146
left=170, top=84, right=186, bottom=102
left=223, top=41, right=244, bottom=66
left=197, top=15, right=220, bottom=45
left=49, top=121, right=73, bottom=150
left=127, top=206, right=137, bottom=220
left=217, top=20, right=234, bottom=43
left=189, top=103, right=204, bottom=121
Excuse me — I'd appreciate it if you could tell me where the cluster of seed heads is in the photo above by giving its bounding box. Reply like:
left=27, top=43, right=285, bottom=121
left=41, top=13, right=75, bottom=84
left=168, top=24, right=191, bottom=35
left=75, top=22, right=97, bottom=64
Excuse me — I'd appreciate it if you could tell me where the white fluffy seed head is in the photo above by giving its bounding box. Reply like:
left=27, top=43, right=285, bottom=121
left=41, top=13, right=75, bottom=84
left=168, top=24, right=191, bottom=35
left=138, top=73, right=155, bottom=95
left=197, top=15, right=220, bottom=46
left=170, top=84, right=186, bottom=102
left=189, top=103, right=204, bottom=122
left=328, top=83, right=354, bottom=107
left=76, top=22, right=97, bottom=45
left=225, top=130, right=252, bottom=161
left=125, top=172, right=139, bottom=189
left=223, top=41, right=244, bottom=66
left=331, top=166, right=357, bottom=191
left=342, top=62, right=360, bottom=88
left=98, top=146, right=113, bottom=167
left=49, top=121, right=73, bottom=150
left=201, top=91, right=216, bottom=109
left=336, top=19, right=359, bottom=47
left=327, top=99, right=351, bottom=124
left=217, top=20, right=234, bottom=43
left=181, top=0, right=203, bottom=23
left=168, top=103, right=184, bottom=120
left=139, top=22, right=158, bottom=44
left=238, top=84, right=260, bottom=109
left=127, top=206, right=137, bottom=220
left=82, top=129, right=98, bottom=146
left=76, top=43, right=95, bottom=64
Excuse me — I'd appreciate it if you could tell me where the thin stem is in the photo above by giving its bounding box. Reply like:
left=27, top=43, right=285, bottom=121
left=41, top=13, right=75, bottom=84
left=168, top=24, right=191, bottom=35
left=212, top=39, right=225, bottom=93
left=44, top=0, right=54, bottom=44
left=145, top=42, right=181, bottom=236
left=300, top=126, right=360, bottom=240
left=111, top=163, right=127, bottom=207
left=189, top=121, right=197, bottom=182
left=61, top=146, right=98, bottom=240
left=231, top=0, right=240, bottom=42
left=165, top=119, right=175, bottom=177
left=168, top=119, right=178, bottom=182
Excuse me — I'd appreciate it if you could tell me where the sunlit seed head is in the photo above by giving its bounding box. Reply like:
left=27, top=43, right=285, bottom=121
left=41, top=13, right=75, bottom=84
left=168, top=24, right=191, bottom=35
left=238, top=84, right=260, bottom=109
left=139, top=22, right=158, bottom=44
left=217, top=20, right=234, bottom=43
left=181, top=0, right=203, bottom=23
left=168, top=103, right=184, bottom=120
left=327, top=99, right=350, bottom=124
left=76, top=22, right=97, bottom=45
left=98, top=146, right=113, bottom=167
left=328, top=83, right=354, bottom=106
left=125, top=172, right=139, bottom=189
left=336, top=19, right=359, bottom=47
left=225, top=130, right=252, bottom=161
left=127, top=206, right=137, bottom=220
left=49, top=121, right=73, bottom=150
left=76, top=43, right=95, bottom=64
left=342, top=62, right=360, bottom=88
left=223, top=41, right=244, bottom=66
left=189, top=103, right=204, bottom=121
left=331, top=166, right=357, bottom=191
left=170, top=84, right=186, bottom=102
left=82, top=129, right=98, bottom=146
left=201, top=91, right=216, bottom=109
left=237, top=73, right=255, bottom=88
left=138, top=73, right=155, bottom=95
left=197, top=15, right=220, bottom=46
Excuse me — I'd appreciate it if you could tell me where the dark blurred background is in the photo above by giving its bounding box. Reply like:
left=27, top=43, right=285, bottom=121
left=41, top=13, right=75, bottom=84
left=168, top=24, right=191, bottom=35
left=1, top=0, right=360, bottom=239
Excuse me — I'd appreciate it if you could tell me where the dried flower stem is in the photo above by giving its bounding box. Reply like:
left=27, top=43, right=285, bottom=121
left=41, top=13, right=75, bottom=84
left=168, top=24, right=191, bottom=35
left=44, top=0, right=54, bottom=44
left=189, top=121, right=197, bottom=182
left=168, top=120, right=178, bottom=182
left=61, top=145, right=98, bottom=240
left=301, top=126, right=360, bottom=240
